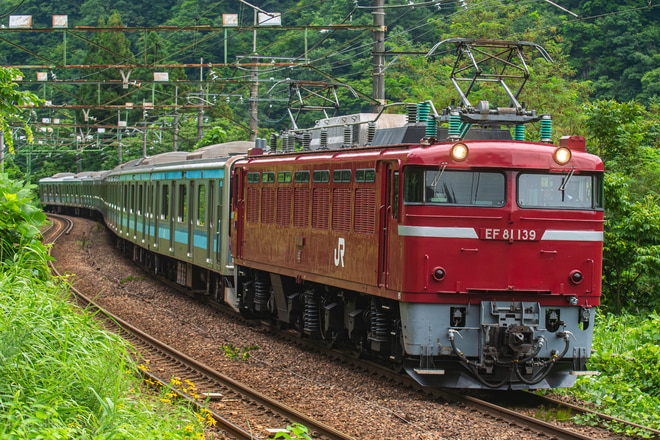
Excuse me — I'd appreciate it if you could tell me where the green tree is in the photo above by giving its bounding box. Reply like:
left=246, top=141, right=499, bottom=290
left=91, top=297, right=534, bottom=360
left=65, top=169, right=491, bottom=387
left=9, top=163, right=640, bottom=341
left=583, top=100, right=660, bottom=312
left=0, top=67, right=40, bottom=158
left=559, top=1, right=660, bottom=103
left=194, top=126, right=226, bottom=149
left=385, top=0, right=591, bottom=139
left=602, top=173, right=660, bottom=312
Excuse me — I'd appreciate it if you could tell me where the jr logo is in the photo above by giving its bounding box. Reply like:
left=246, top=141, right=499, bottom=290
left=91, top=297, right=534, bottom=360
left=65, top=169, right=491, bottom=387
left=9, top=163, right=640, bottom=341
left=334, top=237, right=345, bottom=267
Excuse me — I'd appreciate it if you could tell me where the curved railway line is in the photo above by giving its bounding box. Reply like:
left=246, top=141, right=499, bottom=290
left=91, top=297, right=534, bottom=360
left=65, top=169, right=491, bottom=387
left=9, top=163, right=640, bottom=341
left=44, top=215, right=355, bottom=440
left=44, top=214, right=659, bottom=440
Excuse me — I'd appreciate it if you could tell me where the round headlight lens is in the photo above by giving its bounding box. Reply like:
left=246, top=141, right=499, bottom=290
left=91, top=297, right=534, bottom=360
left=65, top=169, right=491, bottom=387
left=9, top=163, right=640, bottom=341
left=451, top=143, right=469, bottom=161
left=554, top=146, right=571, bottom=165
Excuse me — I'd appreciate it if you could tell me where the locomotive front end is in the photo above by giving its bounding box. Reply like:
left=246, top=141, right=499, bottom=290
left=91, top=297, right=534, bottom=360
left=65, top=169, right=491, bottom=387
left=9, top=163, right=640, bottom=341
left=399, top=137, right=604, bottom=389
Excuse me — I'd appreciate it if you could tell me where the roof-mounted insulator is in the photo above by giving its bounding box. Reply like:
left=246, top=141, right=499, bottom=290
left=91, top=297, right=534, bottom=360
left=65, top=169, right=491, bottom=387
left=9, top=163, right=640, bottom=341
left=514, top=124, right=525, bottom=141
left=269, top=133, right=278, bottom=153
left=425, top=114, right=437, bottom=139
left=367, top=121, right=376, bottom=145
left=540, top=115, right=552, bottom=143
left=302, top=131, right=312, bottom=151
left=287, top=132, right=295, bottom=153
left=449, top=111, right=462, bottom=140
left=406, top=103, right=418, bottom=124
left=281, top=133, right=287, bottom=153
left=342, top=124, right=352, bottom=149
left=320, top=128, right=328, bottom=150
left=417, top=102, right=430, bottom=124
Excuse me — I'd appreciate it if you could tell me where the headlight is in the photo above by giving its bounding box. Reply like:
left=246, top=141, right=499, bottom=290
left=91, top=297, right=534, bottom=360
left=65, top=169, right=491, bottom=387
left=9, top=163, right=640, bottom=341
left=554, top=146, right=571, bottom=165
left=450, top=143, right=468, bottom=161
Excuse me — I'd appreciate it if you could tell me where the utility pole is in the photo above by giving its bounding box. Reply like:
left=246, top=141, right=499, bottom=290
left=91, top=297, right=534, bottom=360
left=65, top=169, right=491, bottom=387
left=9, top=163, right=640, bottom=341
left=250, top=11, right=259, bottom=142
left=198, top=58, right=205, bottom=142
left=174, top=86, right=179, bottom=151
left=372, top=0, right=386, bottom=113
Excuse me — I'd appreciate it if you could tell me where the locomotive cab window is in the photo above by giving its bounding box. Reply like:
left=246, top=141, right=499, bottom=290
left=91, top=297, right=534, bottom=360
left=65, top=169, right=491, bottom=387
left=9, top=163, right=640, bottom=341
left=403, top=167, right=505, bottom=207
left=262, top=172, right=276, bottom=183
left=247, top=172, right=260, bottom=184
left=518, top=173, right=603, bottom=210
left=278, top=171, right=292, bottom=183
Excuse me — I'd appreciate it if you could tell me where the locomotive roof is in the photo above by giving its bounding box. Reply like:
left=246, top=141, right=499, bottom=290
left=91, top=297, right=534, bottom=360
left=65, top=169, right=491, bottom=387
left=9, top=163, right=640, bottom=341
left=237, top=139, right=604, bottom=172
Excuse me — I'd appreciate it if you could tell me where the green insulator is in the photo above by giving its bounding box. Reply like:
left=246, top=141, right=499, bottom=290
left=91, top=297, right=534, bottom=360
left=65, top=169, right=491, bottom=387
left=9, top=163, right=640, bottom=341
left=449, top=112, right=461, bottom=138
left=425, top=115, right=437, bottom=138
left=417, top=102, right=430, bottom=124
left=540, top=115, right=552, bottom=142
left=514, top=124, right=525, bottom=141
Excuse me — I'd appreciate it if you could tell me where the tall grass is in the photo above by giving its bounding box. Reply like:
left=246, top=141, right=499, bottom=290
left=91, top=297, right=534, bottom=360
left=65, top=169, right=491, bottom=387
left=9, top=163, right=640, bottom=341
left=0, top=174, right=209, bottom=439
left=0, top=259, right=207, bottom=439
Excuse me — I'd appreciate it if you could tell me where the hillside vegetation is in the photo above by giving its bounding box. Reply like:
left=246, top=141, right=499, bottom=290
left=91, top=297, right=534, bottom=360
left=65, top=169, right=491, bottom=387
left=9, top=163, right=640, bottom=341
left=0, top=174, right=209, bottom=439
left=1, top=0, right=660, bottom=434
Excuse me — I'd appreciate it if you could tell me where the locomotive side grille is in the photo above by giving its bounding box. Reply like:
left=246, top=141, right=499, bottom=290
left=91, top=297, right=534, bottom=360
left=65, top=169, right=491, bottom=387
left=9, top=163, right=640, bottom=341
left=247, top=187, right=260, bottom=223
left=294, top=188, right=310, bottom=228
left=354, top=188, right=375, bottom=234
left=312, top=188, right=329, bottom=229
left=261, top=188, right=275, bottom=224
left=332, top=188, right=351, bottom=232
left=277, top=188, right=292, bottom=226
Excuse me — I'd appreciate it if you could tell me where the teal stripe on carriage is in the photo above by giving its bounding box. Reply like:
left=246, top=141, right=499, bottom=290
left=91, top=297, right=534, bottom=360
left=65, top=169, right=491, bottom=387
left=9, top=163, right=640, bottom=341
left=166, top=171, right=183, bottom=180
left=186, top=170, right=202, bottom=179
left=203, top=169, right=224, bottom=178
left=152, top=172, right=166, bottom=180
left=158, top=226, right=170, bottom=240
left=174, top=226, right=188, bottom=244
left=193, top=230, right=208, bottom=249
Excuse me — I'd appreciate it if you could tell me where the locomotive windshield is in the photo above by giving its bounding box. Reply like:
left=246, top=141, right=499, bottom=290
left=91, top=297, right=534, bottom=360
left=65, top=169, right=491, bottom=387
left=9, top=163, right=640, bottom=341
left=517, top=173, right=603, bottom=210
left=403, top=167, right=505, bottom=206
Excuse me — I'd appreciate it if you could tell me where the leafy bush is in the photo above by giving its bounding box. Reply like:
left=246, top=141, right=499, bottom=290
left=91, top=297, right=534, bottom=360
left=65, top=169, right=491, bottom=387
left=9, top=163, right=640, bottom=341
left=0, top=174, right=206, bottom=438
left=0, top=263, right=207, bottom=439
left=0, top=173, right=49, bottom=277
left=568, top=312, right=660, bottom=435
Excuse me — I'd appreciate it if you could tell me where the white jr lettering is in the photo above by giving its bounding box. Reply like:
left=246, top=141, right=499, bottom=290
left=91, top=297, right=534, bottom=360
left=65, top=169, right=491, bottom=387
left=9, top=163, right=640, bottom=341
left=334, top=237, right=345, bottom=267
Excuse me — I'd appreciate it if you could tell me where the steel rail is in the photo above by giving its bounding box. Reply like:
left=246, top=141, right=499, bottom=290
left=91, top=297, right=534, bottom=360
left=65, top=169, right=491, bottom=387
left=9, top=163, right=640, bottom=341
left=45, top=215, right=355, bottom=440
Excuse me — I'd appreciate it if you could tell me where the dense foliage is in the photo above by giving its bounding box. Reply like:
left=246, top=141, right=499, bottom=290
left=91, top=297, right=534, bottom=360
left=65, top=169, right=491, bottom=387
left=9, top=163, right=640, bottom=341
left=1, top=2, right=660, bottom=432
left=564, top=312, right=660, bottom=436
left=0, top=176, right=208, bottom=439
left=581, top=100, right=660, bottom=313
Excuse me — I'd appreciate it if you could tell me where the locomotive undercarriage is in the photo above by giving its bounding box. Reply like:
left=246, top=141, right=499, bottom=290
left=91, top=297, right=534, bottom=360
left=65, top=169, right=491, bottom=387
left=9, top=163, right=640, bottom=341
left=235, top=267, right=406, bottom=365
left=402, top=301, right=595, bottom=390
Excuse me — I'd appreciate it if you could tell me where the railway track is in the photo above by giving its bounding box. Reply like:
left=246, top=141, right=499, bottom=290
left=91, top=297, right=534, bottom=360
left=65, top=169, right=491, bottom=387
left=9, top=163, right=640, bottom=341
left=260, top=300, right=660, bottom=440
left=45, top=214, right=659, bottom=440
left=44, top=215, right=355, bottom=440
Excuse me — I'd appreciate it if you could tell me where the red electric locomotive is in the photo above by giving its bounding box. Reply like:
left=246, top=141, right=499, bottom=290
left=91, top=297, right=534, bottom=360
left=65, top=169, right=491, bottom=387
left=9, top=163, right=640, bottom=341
left=230, top=40, right=603, bottom=389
